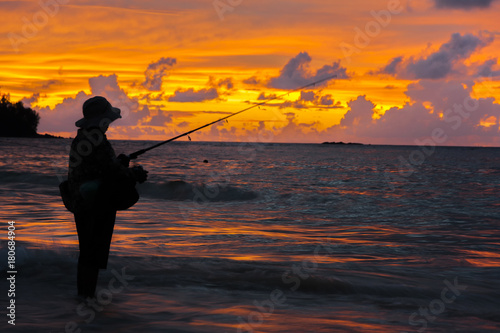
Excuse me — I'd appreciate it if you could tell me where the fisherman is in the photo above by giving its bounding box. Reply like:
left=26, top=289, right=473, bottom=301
left=67, top=96, right=148, bottom=298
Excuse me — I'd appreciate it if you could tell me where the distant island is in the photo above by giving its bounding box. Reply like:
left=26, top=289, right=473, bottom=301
left=321, top=141, right=364, bottom=145
left=0, top=94, right=62, bottom=138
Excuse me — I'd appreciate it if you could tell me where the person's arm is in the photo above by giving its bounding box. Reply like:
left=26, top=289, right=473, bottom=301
left=98, top=140, right=148, bottom=183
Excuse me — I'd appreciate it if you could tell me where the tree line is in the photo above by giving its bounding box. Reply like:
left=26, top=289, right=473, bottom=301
left=0, top=94, right=40, bottom=137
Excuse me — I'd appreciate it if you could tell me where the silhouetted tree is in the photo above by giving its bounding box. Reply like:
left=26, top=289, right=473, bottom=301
left=0, top=94, right=40, bottom=137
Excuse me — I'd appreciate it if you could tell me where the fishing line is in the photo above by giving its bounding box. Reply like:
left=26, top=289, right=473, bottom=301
left=128, top=75, right=337, bottom=160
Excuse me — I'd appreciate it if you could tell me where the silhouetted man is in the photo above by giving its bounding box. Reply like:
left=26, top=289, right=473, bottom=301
left=67, top=96, right=147, bottom=298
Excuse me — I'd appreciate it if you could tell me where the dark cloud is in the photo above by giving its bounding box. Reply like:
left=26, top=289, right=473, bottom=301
left=256, top=90, right=341, bottom=110
left=142, top=57, right=177, bottom=91
left=407, top=33, right=491, bottom=79
left=209, top=77, right=234, bottom=90
left=257, top=92, right=279, bottom=101
left=35, top=79, right=62, bottom=90
left=268, top=52, right=348, bottom=89
left=140, top=92, right=166, bottom=103
left=300, top=91, right=316, bottom=102
left=476, top=58, right=500, bottom=78
left=319, top=95, right=335, bottom=106
left=380, top=32, right=494, bottom=80
left=18, top=79, right=63, bottom=94
left=142, top=111, right=173, bottom=126
left=278, top=100, right=308, bottom=109
left=434, top=0, right=495, bottom=10
left=379, top=56, right=403, bottom=75
left=243, top=76, right=261, bottom=85
left=21, top=93, right=40, bottom=108
left=168, top=88, right=219, bottom=102
left=299, top=91, right=340, bottom=107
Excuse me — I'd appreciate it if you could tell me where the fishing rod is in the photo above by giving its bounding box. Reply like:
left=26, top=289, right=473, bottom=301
left=128, top=74, right=337, bottom=160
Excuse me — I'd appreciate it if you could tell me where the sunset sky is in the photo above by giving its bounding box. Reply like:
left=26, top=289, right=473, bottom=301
left=1, top=0, right=500, bottom=145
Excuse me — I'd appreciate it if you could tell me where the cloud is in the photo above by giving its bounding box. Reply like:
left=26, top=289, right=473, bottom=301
left=340, top=96, right=376, bottom=130
left=168, top=87, right=219, bottom=102
left=278, top=100, right=308, bottom=109
left=300, top=91, right=316, bottom=102
left=142, top=57, right=177, bottom=91
left=39, top=79, right=62, bottom=90
left=251, top=89, right=341, bottom=110
left=218, top=78, right=234, bottom=90
left=329, top=79, right=500, bottom=145
left=434, top=0, right=495, bottom=10
left=209, top=76, right=234, bottom=90
left=110, top=125, right=173, bottom=139
left=381, top=32, right=495, bottom=80
left=476, top=58, right=500, bottom=78
left=142, top=110, right=173, bottom=126
left=257, top=92, right=279, bottom=100
left=319, top=95, right=336, bottom=106
left=379, top=56, right=403, bottom=75
left=243, top=76, right=261, bottom=85
left=299, top=91, right=341, bottom=107
left=21, top=93, right=40, bottom=108
left=267, top=52, right=348, bottom=89
left=272, top=112, right=322, bottom=142
left=168, top=76, right=234, bottom=103
left=36, top=74, right=148, bottom=133
left=140, top=92, right=166, bottom=103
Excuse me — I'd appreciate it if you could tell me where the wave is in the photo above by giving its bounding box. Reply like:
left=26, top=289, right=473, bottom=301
left=0, top=170, right=61, bottom=186
left=0, top=170, right=259, bottom=202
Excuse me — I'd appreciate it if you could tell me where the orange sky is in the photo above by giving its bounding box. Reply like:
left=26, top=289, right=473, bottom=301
left=1, top=0, right=500, bottom=145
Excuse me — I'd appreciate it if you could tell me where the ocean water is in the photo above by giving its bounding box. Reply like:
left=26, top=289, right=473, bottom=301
left=0, top=137, right=499, bottom=333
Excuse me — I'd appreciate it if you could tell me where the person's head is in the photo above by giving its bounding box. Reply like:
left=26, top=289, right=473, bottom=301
left=75, top=96, right=121, bottom=132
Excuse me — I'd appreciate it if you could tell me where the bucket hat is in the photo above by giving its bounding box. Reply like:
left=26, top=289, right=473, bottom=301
left=75, top=96, right=121, bottom=129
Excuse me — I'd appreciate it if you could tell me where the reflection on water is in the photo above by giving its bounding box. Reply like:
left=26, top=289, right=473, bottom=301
left=0, top=138, right=499, bottom=332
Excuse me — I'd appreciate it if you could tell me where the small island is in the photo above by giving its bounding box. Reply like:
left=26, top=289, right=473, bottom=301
left=321, top=141, right=364, bottom=145
left=0, top=94, right=62, bottom=138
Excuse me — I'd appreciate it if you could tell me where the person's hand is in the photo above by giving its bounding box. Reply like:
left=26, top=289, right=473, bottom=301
left=117, top=154, right=131, bottom=167
left=131, top=165, right=148, bottom=183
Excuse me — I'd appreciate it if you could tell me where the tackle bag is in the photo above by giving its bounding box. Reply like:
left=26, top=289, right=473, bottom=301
left=100, top=177, right=139, bottom=211
left=59, top=177, right=139, bottom=213
left=59, top=180, right=76, bottom=213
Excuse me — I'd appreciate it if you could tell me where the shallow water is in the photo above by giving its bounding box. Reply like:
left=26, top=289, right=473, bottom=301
left=0, top=137, right=499, bottom=332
